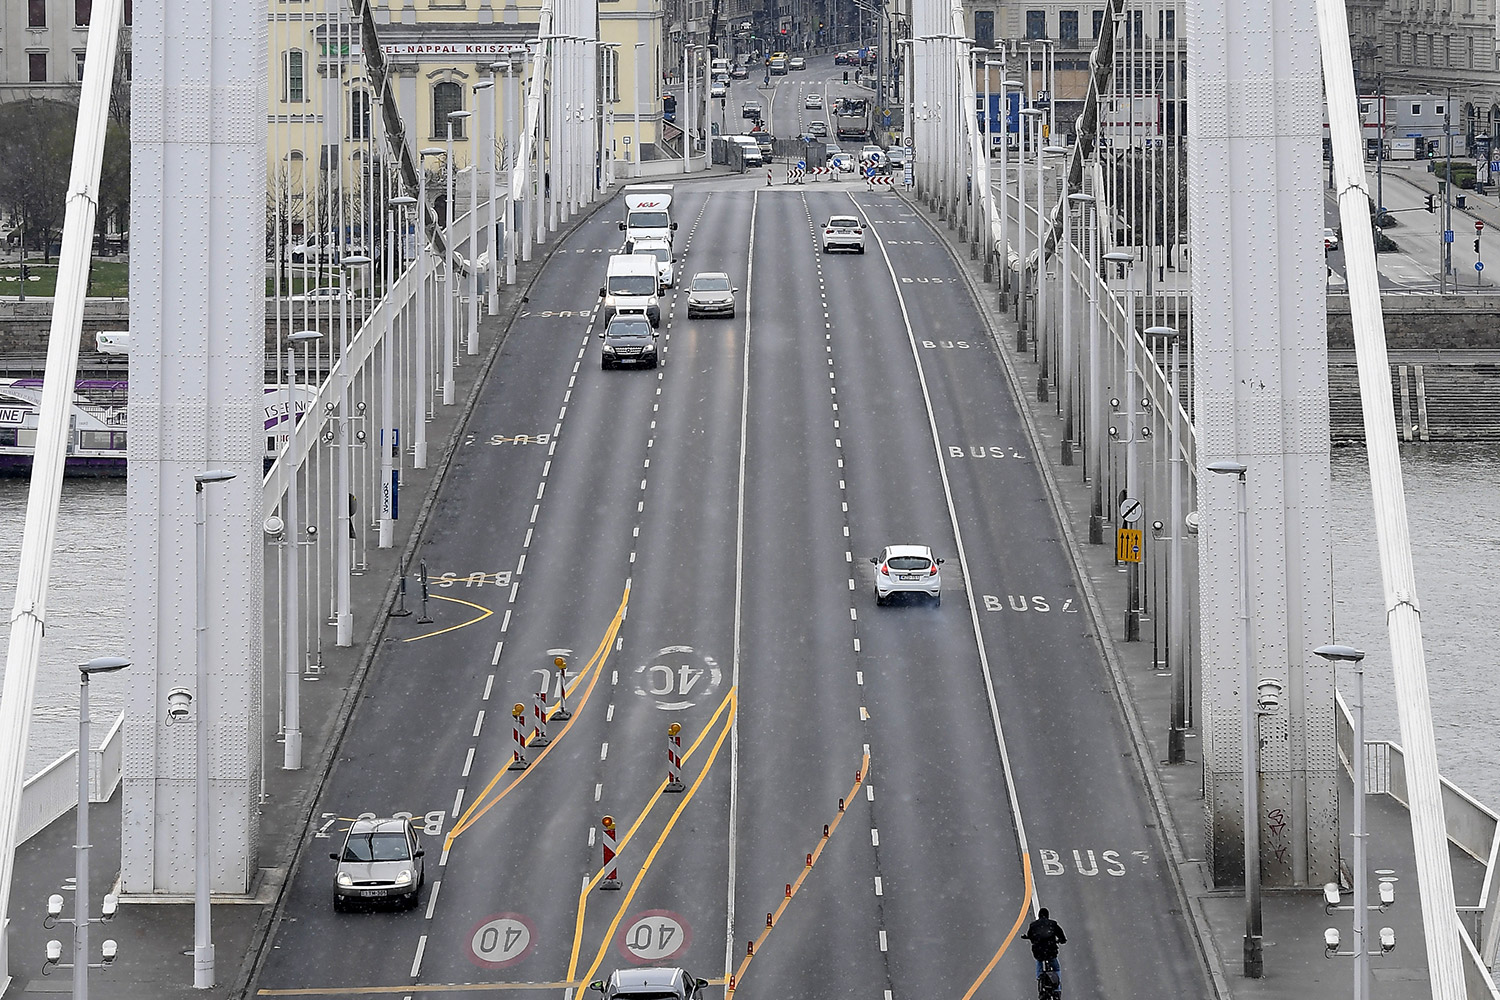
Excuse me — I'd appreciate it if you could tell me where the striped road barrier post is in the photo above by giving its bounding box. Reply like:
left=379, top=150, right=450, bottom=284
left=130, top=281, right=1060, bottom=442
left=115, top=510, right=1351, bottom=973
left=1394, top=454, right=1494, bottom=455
left=551, top=653, right=572, bottom=721
left=532, top=684, right=551, bottom=747
left=666, top=723, right=685, bottom=792
left=600, top=815, right=622, bottom=889
left=509, top=703, right=529, bottom=770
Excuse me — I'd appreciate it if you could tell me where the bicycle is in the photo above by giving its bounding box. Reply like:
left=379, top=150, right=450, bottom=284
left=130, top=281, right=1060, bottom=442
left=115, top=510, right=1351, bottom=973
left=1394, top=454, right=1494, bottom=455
left=1035, top=958, right=1061, bottom=1000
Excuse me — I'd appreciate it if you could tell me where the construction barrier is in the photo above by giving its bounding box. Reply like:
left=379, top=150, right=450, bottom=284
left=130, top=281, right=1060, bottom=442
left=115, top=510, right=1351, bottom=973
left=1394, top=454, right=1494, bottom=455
left=551, top=653, right=572, bottom=721
left=532, top=684, right=551, bottom=747
left=867, top=175, right=895, bottom=186
left=509, top=703, right=529, bottom=770
left=600, top=815, right=622, bottom=890
left=666, top=723, right=685, bottom=792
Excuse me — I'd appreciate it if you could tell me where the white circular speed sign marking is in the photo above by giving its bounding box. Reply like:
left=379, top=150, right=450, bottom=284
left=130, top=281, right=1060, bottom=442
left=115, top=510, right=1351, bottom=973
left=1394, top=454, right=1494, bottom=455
left=632, top=646, right=723, bottom=711
left=616, top=909, right=692, bottom=964
left=466, top=913, right=537, bottom=969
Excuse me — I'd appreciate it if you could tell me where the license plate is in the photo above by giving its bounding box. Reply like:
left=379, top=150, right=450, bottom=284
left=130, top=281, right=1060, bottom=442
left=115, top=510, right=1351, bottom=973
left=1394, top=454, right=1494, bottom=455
left=360, top=888, right=390, bottom=897
left=900, top=573, right=922, bottom=581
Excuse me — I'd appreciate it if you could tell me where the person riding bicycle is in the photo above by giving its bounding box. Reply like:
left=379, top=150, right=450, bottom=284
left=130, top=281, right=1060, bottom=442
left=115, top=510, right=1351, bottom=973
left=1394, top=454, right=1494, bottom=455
left=1022, top=908, right=1067, bottom=987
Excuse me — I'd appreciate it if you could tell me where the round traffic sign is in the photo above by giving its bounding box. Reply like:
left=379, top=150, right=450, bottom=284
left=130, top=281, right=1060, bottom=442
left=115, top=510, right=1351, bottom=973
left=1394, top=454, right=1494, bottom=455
left=1119, top=497, right=1143, bottom=524
left=1478, top=261, right=1486, bottom=271
left=617, top=909, right=692, bottom=964
left=466, top=913, right=538, bottom=969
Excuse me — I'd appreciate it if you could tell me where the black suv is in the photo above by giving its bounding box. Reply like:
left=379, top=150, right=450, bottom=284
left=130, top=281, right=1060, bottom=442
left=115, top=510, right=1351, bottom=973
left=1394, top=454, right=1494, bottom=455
left=600, top=312, right=660, bottom=370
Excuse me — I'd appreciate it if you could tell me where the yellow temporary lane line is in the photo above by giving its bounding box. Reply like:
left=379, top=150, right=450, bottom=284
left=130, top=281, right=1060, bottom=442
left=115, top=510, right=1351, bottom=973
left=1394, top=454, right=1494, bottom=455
left=578, top=691, right=738, bottom=990
left=724, top=751, right=869, bottom=998
left=564, top=690, right=738, bottom=984
left=956, top=851, right=1035, bottom=1000
left=446, top=586, right=629, bottom=846
left=258, top=978, right=734, bottom=996
left=401, top=595, right=494, bottom=642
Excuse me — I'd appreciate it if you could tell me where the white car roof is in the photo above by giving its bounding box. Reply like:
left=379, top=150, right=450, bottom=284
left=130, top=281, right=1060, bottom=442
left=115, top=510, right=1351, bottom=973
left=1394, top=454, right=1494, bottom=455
left=692, top=271, right=730, bottom=282
left=881, top=544, right=934, bottom=559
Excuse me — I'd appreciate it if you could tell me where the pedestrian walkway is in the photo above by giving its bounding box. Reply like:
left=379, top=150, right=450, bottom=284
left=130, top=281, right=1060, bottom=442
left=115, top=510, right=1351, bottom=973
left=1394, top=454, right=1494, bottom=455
left=903, top=184, right=1496, bottom=1000
left=0, top=199, right=617, bottom=1000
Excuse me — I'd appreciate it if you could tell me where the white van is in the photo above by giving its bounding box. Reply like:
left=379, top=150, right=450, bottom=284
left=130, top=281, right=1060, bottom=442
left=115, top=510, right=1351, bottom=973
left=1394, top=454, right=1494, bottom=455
left=710, top=58, right=730, bottom=78
left=601, top=253, right=663, bottom=327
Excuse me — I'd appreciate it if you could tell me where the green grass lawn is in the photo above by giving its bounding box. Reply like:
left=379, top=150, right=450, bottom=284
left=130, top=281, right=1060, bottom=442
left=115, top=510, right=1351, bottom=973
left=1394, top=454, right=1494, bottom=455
left=0, top=259, right=129, bottom=297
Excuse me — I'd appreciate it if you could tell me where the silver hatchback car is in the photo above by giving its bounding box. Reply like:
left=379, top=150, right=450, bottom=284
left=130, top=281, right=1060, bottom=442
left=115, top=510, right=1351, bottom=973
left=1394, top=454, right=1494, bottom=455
left=871, top=544, right=944, bottom=605
left=685, top=271, right=737, bottom=318
left=331, top=816, right=425, bottom=911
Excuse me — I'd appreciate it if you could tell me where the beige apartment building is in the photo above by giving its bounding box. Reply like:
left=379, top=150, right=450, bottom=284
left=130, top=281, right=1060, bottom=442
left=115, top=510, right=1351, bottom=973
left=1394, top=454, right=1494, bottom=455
left=0, top=0, right=132, bottom=105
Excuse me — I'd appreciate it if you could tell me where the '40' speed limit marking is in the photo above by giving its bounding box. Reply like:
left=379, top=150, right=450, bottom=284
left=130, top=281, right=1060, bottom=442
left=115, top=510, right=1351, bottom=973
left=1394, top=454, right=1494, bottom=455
left=466, top=913, right=537, bottom=969
left=616, top=909, right=692, bottom=965
left=631, top=646, right=722, bottom=711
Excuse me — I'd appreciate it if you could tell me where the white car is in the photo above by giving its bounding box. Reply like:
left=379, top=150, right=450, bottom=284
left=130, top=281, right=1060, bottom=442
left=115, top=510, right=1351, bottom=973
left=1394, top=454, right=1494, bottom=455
left=830, top=153, right=857, bottom=173
left=822, top=215, right=865, bottom=254
left=710, top=82, right=727, bottom=99
left=870, top=544, right=944, bottom=606
left=808, top=120, right=829, bottom=138
left=805, top=93, right=824, bottom=110
left=289, top=286, right=354, bottom=304
left=685, top=271, right=737, bottom=318
left=630, top=238, right=676, bottom=288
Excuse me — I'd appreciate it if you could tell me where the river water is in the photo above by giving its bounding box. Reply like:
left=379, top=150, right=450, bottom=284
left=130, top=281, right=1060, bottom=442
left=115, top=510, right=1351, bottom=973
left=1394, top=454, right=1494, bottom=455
left=0, top=444, right=1497, bottom=804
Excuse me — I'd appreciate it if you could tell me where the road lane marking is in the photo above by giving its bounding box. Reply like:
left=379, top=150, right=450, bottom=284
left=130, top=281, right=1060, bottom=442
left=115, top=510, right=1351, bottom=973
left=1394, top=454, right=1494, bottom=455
left=454, top=788, right=465, bottom=814
left=879, top=930, right=887, bottom=951
left=473, top=712, right=485, bottom=737
left=462, top=749, right=474, bottom=777
left=600, top=743, right=609, bottom=760
left=871, top=829, right=879, bottom=846
left=956, top=853, right=1036, bottom=1000
left=410, top=935, right=427, bottom=978
left=484, top=674, right=495, bottom=699
left=874, top=877, right=883, bottom=895
left=425, top=881, right=441, bottom=918
left=491, top=643, right=503, bottom=667
left=400, top=595, right=494, bottom=643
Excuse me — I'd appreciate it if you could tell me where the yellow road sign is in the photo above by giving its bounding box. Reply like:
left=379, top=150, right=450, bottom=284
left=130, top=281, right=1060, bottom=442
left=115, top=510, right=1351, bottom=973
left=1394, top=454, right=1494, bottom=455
left=1117, top=528, right=1142, bottom=563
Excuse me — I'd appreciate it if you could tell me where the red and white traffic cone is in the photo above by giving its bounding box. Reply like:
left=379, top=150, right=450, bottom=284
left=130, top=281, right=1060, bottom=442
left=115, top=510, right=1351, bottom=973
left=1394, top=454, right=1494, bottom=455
left=532, top=685, right=551, bottom=747
left=666, top=723, right=685, bottom=792
left=600, top=815, right=622, bottom=890
left=508, top=703, right=529, bottom=770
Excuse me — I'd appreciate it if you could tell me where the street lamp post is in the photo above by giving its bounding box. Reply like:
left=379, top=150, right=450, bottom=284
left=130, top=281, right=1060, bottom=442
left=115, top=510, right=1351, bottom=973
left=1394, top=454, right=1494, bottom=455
left=444, top=110, right=472, bottom=404
left=281, top=329, right=321, bottom=769
left=1315, top=643, right=1372, bottom=1000
left=1018, top=106, right=1042, bottom=368
left=1103, top=249, right=1135, bottom=542
left=480, top=73, right=500, bottom=315
left=336, top=255, right=371, bottom=648
left=68, top=656, right=128, bottom=1000
left=1061, top=182, right=1087, bottom=471
left=415, top=148, right=444, bottom=466
left=1208, top=459, right=1262, bottom=978
left=1146, top=325, right=1186, bottom=764
left=192, top=469, right=236, bottom=989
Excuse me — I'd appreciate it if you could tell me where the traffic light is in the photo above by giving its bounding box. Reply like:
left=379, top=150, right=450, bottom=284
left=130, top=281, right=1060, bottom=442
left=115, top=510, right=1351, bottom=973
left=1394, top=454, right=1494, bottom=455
left=1476, top=239, right=1482, bottom=254
left=1426, top=193, right=1435, bottom=212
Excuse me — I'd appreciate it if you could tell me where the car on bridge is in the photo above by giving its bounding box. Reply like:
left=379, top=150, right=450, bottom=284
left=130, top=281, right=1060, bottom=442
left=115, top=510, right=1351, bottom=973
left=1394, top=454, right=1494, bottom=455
left=741, top=101, right=762, bottom=121
left=330, top=816, right=425, bottom=911
left=686, top=271, right=737, bottom=318
left=710, top=81, right=727, bottom=99
left=588, top=968, right=709, bottom=1000
left=805, top=92, right=824, bottom=110
left=871, top=544, right=944, bottom=606
left=789, top=56, right=806, bottom=70
left=808, top=120, right=829, bottom=138
left=822, top=215, right=865, bottom=254
left=600, top=311, right=660, bottom=369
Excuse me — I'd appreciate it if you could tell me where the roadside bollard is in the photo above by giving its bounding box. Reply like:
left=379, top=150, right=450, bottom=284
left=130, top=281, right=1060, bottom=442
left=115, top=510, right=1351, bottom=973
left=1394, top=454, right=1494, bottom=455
left=508, top=703, right=529, bottom=770
left=390, top=570, right=412, bottom=618
left=415, top=559, right=433, bottom=624
left=666, top=723, right=684, bottom=792
left=600, top=815, right=622, bottom=890
left=531, top=685, right=551, bottom=746
left=552, top=654, right=572, bottom=720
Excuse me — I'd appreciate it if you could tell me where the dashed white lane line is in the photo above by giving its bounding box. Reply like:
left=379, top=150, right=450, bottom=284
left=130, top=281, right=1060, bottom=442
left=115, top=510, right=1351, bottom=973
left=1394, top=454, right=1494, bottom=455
left=856, top=671, right=864, bottom=685
left=854, top=638, right=861, bottom=652
left=871, top=828, right=880, bottom=846
left=879, top=930, right=888, bottom=952
left=410, top=935, right=427, bottom=977
left=473, top=711, right=485, bottom=737
left=867, top=784, right=875, bottom=801
left=860, top=706, right=869, bottom=721
left=491, top=643, right=503, bottom=667
left=516, top=553, right=527, bottom=576
left=425, top=880, right=441, bottom=918
left=509, top=582, right=520, bottom=603
left=874, top=876, right=883, bottom=896
left=483, top=673, right=495, bottom=699
left=606, top=704, right=616, bottom=722
left=595, top=783, right=603, bottom=801
left=588, top=826, right=596, bottom=847
left=524, top=528, right=533, bottom=547
left=462, top=748, right=475, bottom=777
left=438, top=845, right=451, bottom=867
left=536, top=482, right=546, bottom=500
left=453, top=788, right=465, bottom=814
left=600, top=742, right=610, bottom=761
left=849, top=608, right=858, bottom=621
left=501, top=610, right=512, bottom=632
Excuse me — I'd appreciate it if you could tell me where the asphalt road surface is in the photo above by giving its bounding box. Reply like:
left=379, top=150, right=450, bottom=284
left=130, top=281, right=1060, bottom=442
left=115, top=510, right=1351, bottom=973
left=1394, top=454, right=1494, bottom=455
left=249, top=170, right=1208, bottom=1000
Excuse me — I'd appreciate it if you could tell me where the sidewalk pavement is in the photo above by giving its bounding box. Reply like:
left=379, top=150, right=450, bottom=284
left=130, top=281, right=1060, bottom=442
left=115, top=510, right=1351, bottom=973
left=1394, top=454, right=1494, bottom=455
left=900, top=184, right=1489, bottom=999
left=0, top=196, right=617, bottom=1000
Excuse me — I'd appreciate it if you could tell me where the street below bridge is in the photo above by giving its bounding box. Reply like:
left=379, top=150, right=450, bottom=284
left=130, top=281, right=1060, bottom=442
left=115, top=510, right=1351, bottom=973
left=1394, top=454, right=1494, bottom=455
left=247, top=177, right=1205, bottom=998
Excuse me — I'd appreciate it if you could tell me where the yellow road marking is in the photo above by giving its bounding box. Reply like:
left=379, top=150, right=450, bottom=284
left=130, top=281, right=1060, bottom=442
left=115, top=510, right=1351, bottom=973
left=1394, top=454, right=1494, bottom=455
left=258, top=978, right=733, bottom=996
left=445, top=586, right=629, bottom=846
left=956, top=851, right=1035, bottom=1000
left=578, top=691, right=738, bottom=989
left=565, top=690, right=738, bottom=983
left=401, top=595, right=494, bottom=642
left=725, top=751, right=869, bottom=998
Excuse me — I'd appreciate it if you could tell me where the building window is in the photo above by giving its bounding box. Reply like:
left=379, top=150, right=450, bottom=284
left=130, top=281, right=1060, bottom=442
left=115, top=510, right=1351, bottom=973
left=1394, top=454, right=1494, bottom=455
left=350, top=89, right=371, bottom=140
left=1092, top=9, right=1105, bottom=36
left=29, top=0, right=46, bottom=27
left=434, top=82, right=465, bottom=138
left=75, top=0, right=92, bottom=25
left=1059, top=10, right=1078, bottom=43
left=974, top=10, right=995, bottom=47
left=1131, top=10, right=1144, bottom=39
left=28, top=52, right=46, bottom=81
left=1435, top=102, right=1445, bottom=116
left=1412, top=102, right=1423, bottom=115
left=285, top=50, right=304, bottom=103
left=76, top=51, right=86, bottom=81
left=1159, top=9, right=1175, bottom=38
left=1025, top=10, right=1047, bottom=38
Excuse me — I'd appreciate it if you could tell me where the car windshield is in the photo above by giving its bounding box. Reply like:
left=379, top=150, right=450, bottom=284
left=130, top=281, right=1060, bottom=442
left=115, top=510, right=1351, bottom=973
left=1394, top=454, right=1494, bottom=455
left=609, top=275, right=658, bottom=295
left=609, top=320, right=653, bottom=338
left=629, top=211, right=670, bottom=230
left=887, top=555, right=931, bottom=570
left=641, top=248, right=671, bottom=265
left=829, top=217, right=860, bottom=229
left=693, top=276, right=731, bottom=291
left=341, top=831, right=410, bottom=862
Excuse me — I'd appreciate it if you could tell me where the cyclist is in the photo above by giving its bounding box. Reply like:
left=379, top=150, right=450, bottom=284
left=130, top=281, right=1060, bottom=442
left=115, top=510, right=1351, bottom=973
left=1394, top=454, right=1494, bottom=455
left=1021, top=907, right=1067, bottom=991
